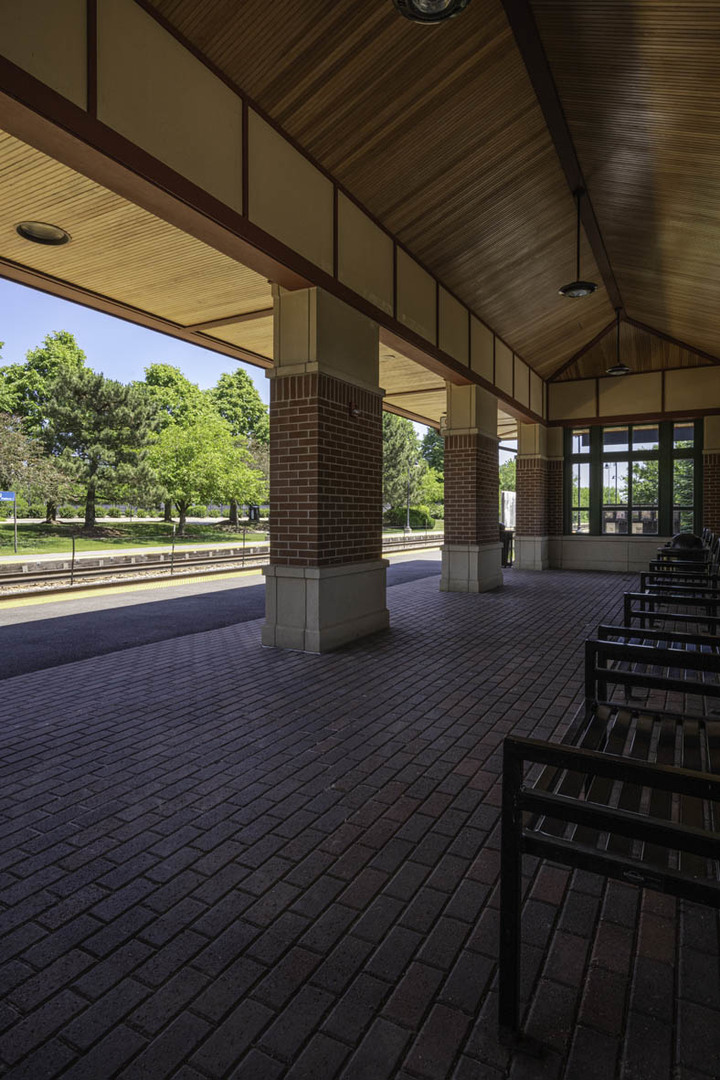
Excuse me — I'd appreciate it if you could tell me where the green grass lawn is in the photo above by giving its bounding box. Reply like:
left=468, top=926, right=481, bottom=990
left=0, top=521, right=269, bottom=558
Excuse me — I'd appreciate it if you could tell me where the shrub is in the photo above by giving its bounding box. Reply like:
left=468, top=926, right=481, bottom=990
left=383, top=505, right=435, bottom=530
left=105, top=506, right=122, bottom=518
left=208, top=509, right=221, bottom=517
left=190, top=504, right=208, bottom=517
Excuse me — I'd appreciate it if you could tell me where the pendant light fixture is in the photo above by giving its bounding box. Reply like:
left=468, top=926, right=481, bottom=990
left=558, top=190, right=597, bottom=299
left=392, top=0, right=471, bottom=23
left=606, top=308, right=631, bottom=376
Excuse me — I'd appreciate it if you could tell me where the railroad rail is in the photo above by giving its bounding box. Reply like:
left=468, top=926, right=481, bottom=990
left=0, top=533, right=443, bottom=598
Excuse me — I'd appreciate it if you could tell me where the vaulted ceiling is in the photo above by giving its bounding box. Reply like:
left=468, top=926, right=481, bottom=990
left=148, top=0, right=720, bottom=383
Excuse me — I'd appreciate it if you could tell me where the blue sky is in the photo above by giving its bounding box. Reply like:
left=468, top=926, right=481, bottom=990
left=0, top=278, right=270, bottom=403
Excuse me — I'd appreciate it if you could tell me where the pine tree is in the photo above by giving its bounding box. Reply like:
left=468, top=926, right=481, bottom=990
left=45, top=367, right=156, bottom=529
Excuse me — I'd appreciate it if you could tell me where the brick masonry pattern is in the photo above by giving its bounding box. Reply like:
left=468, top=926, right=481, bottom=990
left=0, top=570, right=718, bottom=1079
left=703, top=452, right=720, bottom=534
left=516, top=456, right=548, bottom=536
left=270, top=373, right=383, bottom=568
left=444, top=433, right=499, bottom=546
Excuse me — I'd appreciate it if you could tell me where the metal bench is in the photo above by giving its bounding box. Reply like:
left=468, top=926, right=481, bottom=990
left=624, top=590, right=720, bottom=633
left=498, top=639, right=720, bottom=1044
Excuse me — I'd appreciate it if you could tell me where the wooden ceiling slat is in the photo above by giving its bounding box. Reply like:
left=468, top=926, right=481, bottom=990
left=556, top=321, right=715, bottom=382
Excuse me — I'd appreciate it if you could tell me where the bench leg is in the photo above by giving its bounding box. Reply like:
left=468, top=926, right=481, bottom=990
left=499, top=750, right=522, bottom=1037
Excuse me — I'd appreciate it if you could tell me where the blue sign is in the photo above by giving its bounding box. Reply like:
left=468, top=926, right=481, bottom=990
left=0, top=492, right=15, bottom=501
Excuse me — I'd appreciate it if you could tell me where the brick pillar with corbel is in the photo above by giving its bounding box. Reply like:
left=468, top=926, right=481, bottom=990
left=262, top=286, right=389, bottom=652
left=440, top=383, right=503, bottom=593
left=515, top=423, right=549, bottom=570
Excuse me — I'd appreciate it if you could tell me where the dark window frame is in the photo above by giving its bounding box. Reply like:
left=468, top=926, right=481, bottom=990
left=564, top=420, right=703, bottom=536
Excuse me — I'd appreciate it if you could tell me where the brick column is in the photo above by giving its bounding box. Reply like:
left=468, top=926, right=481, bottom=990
left=440, top=384, right=503, bottom=592
left=515, top=424, right=563, bottom=570
left=703, top=417, right=720, bottom=535
left=262, top=287, right=389, bottom=652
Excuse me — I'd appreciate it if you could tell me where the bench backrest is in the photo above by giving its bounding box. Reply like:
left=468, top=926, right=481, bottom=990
left=585, top=638, right=720, bottom=702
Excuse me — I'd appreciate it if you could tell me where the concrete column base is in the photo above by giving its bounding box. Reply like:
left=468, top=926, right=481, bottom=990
left=440, top=543, right=503, bottom=593
left=262, top=559, right=390, bottom=652
left=514, top=536, right=549, bottom=571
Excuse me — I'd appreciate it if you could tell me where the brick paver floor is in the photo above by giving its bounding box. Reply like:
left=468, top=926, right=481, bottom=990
left=1, top=568, right=719, bottom=1080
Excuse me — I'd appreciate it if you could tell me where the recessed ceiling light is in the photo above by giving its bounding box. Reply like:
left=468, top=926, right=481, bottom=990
left=559, top=190, right=597, bottom=299
left=16, top=221, right=71, bottom=246
left=392, top=0, right=471, bottom=23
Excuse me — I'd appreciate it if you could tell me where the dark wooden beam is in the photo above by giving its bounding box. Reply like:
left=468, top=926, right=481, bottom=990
left=501, top=0, right=623, bottom=312
left=383, top=401, right=440, bottom=429
left=186, top=307, right=274, bottom=332
left=625, top=317, right=720, bottom=368
left=548, top=319, right=616, bottom=382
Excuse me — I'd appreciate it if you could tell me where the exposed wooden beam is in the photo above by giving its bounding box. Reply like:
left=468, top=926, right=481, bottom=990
left=0, top=254, right=273, bottom=370
left=625, top=318, right=720, bottom=368
left=548, top=318, right=616, bottom=382
left=501, top=0, right=623, bottom=312
left=383, top=401, right=440, bottom=429
left=186, top=307, right=274, bottom=332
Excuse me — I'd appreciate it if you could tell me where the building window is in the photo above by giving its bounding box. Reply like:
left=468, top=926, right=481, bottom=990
left=564, top=420, right=702, bottom=536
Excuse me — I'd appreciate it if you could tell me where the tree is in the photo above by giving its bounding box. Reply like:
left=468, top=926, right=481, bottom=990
left=44, top=367, right=156, bottom=528
left=421, top=428, right=444, bottom=473
left=0, top=414, right=73, bottom=508
left=499, top=458, right=516, bottom=491
left=208, top=370, right=270, bottom=524
left=208, top=369, right=269, bottom=443
left=418, top=467, right=444, bottom=506
left=0, top=331, right=87, bottom=520
left=148, top=413, right=261, bottom=534
left=383, top=413, right=426, bottom=507
left=0, top=331, right=86, bottom=435
left=137, top=364, right=207, bottom=520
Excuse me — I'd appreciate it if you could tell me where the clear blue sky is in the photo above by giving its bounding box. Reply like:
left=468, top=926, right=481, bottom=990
left=0, top=278, right=270, bottom=403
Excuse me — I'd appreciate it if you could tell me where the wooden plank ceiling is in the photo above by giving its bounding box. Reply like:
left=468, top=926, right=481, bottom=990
left=554, top=321, right=715, bottom=383
left=148, top=0, right=612, bottom=379
left=149, top=0, right=720, bottom=381
left=532, top=0, right=720, bottom=366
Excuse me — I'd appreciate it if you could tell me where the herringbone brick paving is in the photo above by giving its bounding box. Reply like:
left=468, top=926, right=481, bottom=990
left=1, top=569, right=718, bottom=1079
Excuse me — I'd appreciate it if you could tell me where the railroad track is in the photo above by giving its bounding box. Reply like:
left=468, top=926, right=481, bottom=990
left=0, top=534, right=442, bottom=597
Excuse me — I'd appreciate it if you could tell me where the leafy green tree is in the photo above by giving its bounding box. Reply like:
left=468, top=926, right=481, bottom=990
left=418, top=466, right=444, bottom=506
left=44, top=367, right=156, bottom=528
left=137, top=364, right=207, bottom=520
left=421, top=428, right=444, bottom=473
left=0, top=413, right=73, bottom=507
left=208, top=370, right=270, bottom=524
left=208, top=370, right=269, bottom=443
left=0, top=331, right=86, bottom=435
left=148, top=413, right=261, bottom=534
left=499, top=458, right=516, bottom=491
left=1, top=331, right=87, bottom=519
left=383, top=413, right=425, bottom=507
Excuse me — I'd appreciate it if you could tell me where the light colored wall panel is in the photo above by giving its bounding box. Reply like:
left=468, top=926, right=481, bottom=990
left=396, top=249, right=436, bottom=344
left=0, top=0, right=86, bottom=107
left=248, top=111, right=334, bottom=274
left=494, top=340, right=513, bottom=397
left=530, top=371, right=543, bottom=417
left=438, top=288, right=469, bottom=366
left=548, top=379, right=597, bottom=421
left=666, top=367, right=720, bottom=414
left=470, top=318, right=494, bottom=383
left=98, top=0, right=243, bottom=212
left=338, top=194, right=393, bottom=315
left=705, top=416, right=720, bottom=452
left=513, top=356, right=529, bottom=408
left=598, top=372, right=662, bottom=417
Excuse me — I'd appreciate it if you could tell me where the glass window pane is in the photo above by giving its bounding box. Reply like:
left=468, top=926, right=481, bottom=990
left=571, top=428, right=590, bottom=455
left=674, top=422, right=694, bottom=448
left=631, top=460, right=658, bottom=505
left=632, top=509, right=658, bottom=535
left=633, top=425, right=659, bottom=451
left=674, top=459, right=694, bottom=506
left=673, top=509, right=695, bottom=534
left=602, top=509, right=628, bottom=535
left=602, top=460, right=628, bottom=505
left=572, top=462, right=590, bottom=508
left=571, top=510, right=590, bottom=534
left=603, top=426, right=629, bottom=452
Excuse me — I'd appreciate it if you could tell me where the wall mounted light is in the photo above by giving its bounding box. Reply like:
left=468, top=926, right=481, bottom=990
left=392, top=0, right=471, bottom=23
left=558, top=190, right=597, bottom=298
left=16, top=221, right=71, bottom=246
left=349, top=401, right=360, bottom=418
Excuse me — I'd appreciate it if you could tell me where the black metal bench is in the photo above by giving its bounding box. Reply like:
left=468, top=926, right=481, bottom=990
left=498, top=639, right=720, bottom=1043
left=624, top=590, right=720, bottom=632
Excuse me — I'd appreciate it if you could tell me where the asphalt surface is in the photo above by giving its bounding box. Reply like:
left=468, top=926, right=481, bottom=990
left=0, top=552, right=442, bottom=680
